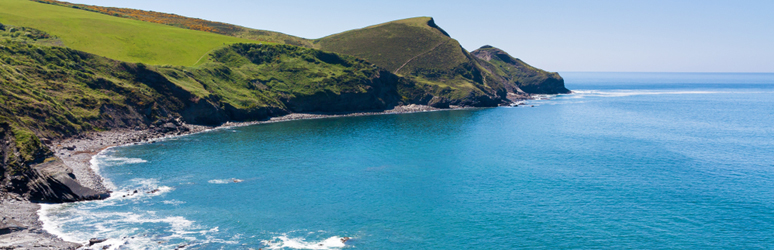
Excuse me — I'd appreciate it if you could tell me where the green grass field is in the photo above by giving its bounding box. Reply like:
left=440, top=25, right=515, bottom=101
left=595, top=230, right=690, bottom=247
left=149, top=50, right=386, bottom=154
left=0, top=0, right=261, bottom=66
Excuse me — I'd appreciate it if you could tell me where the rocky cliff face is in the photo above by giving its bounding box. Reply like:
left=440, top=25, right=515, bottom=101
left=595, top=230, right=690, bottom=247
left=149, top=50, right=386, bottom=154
left=1, top=123, right=105, bottom=202
left=0, top=28, right=569, bottom=203
left=0, top=41, right=435, bottom=202
left=471, top=46, right=570, bottom=95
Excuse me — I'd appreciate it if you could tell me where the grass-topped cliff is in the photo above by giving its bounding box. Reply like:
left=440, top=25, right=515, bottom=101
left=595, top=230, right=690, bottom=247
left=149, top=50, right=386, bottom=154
left=0, top=0, right=568, bottom=201
left=315, top=17, right=455, bottom=73
left=0, top=24, right=415, bottom=201
left=18, top=0, right=568, bottom=98
left=471, top=46, right=570, bottom=95
left=315, top=17, right=508, bottom=106
left=314, top=17, right=569, bottom=103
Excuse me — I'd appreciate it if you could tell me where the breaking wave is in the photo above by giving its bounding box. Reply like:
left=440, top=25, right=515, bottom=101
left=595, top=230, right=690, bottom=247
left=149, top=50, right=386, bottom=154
left=262, top=234, right=351, bottom=250
left=36, top=177, right=232, bottom=250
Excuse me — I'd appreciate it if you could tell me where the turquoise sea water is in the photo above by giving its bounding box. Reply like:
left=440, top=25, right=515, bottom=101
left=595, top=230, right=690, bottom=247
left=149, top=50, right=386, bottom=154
left=41, top=72, right=774, bottom=249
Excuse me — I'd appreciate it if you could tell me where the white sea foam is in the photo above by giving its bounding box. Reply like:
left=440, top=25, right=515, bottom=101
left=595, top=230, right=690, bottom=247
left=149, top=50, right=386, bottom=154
left=40, top=203, right=200, bottom=249
left=570, top=89, right=725, bottom=97
left=263, top=235, right=350, bottom=250
left=162, top=199, right=186, bottom=205
left=208, top=178, right=244, bottom=184
left=108, top=178, right=174, bottom=201
left=89, top=150, right=149, bottom=190
left=35, top=176, right=227, bottom=250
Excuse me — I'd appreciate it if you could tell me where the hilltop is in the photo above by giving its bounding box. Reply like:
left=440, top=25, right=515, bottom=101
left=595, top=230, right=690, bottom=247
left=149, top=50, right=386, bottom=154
left=315, top=17, right=569, bottom=103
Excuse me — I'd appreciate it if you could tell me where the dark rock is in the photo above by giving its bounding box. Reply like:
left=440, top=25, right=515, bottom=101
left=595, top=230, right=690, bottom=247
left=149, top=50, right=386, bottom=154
left=160, top=123, right=177, bottom=133
left=26, top=158, right=110, bottom=202
left=0, top=226, right=25, bottom=235
left=89, top=238, right=107, bottom=246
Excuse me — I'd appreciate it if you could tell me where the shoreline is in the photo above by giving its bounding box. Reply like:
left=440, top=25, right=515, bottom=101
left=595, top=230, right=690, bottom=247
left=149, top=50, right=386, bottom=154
left=53, top=104, right=472, bottom=193
left=1, top=104, right=478, bottom=249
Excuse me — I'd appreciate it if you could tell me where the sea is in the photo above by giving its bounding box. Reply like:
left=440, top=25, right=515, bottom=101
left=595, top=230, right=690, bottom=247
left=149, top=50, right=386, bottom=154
left=40, top=72, right=774, bottom=249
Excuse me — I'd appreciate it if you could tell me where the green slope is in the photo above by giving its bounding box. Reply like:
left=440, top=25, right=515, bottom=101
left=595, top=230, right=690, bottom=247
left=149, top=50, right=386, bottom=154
left=315, top=17, right=508, bottom=105
left=0, top=27, right=415, bottom=199
left=29, top=0, right=314, bottom=48
left=8, top=0, right=566, bottom=96
left=314, top=17, right=457, bottom=73
left=0, top=0, right=261, bottom=66
left=316, top=17, right=569, bottom=97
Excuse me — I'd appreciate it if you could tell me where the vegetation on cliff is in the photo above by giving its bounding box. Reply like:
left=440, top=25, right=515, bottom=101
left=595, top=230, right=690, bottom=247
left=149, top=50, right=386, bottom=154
left=0, top=0, right=569, bottom=201
left=314, top=17, right=507, bottom=106
left=20, top=0, right=568, bottom=98
left=0, top=25, right=421, bottom=200
left=471, top=46, right=569, bottom=94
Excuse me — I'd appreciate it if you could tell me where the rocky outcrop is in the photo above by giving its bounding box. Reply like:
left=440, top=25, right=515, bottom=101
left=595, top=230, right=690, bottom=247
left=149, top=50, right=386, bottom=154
left=1, top=124, right=106, bottom=203
left=471, top=45, right=570, bottom=95
left=25, top=159, right=107, bottom=202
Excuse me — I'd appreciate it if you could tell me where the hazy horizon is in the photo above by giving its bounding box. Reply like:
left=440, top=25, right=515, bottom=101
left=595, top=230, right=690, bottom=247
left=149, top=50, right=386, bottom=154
left=65, top=0, right=774, bottom=73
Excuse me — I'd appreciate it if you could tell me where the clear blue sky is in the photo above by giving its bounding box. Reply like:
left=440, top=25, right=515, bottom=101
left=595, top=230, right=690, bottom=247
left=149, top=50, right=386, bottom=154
left=68, top=0, right=773, bottom=72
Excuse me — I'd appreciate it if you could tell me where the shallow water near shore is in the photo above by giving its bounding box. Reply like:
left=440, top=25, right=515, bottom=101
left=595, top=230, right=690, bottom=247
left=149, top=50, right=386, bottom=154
left=41, top=72, right=774, bottom=249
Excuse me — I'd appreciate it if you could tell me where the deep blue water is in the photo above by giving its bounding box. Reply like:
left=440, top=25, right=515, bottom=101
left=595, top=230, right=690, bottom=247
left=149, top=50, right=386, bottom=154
left=41, top=72, right=774, bottom=249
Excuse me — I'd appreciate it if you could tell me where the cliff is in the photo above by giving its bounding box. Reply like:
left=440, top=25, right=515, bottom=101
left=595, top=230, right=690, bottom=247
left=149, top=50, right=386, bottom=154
left=0, top=31, right=424, bottom=201
left=0, top=2, right=570, bottom=203
left=471, top=45, right=569, bottom=94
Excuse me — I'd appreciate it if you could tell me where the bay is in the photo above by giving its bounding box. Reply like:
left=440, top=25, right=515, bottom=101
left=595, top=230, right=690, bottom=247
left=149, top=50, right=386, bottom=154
left=41, top=72, right=774, bottom=249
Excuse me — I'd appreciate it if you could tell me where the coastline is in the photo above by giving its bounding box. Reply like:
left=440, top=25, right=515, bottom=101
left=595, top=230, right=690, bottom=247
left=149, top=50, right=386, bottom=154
left=1, top=104, right=475, bottom=249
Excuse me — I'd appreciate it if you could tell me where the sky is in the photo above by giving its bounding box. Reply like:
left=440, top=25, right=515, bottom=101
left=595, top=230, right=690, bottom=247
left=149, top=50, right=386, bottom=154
left=68, top=0, right=774, bottom=72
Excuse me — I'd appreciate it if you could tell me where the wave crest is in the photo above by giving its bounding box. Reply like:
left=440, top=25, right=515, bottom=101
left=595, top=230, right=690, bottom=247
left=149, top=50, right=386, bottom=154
left=263, top=235, right=350, bottom=250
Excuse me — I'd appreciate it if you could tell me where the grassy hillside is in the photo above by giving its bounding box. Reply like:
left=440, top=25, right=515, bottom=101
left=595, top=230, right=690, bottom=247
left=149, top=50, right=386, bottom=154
left=158, top=43, right=411, bottom=115
left=0, top=25, right=413, bottom=137
left=315, top=17, right=569, bottom=97
left=0, top=25, right=420, bottom=199
left=315, top=17, right=508, bottom=104
left=0, top=0, right=260, bottom=66
left=30, top=0, right=314, bottom=48
left=13, top=0, right=566, bottom=97
left=314, top=17, right=455, bottom=73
